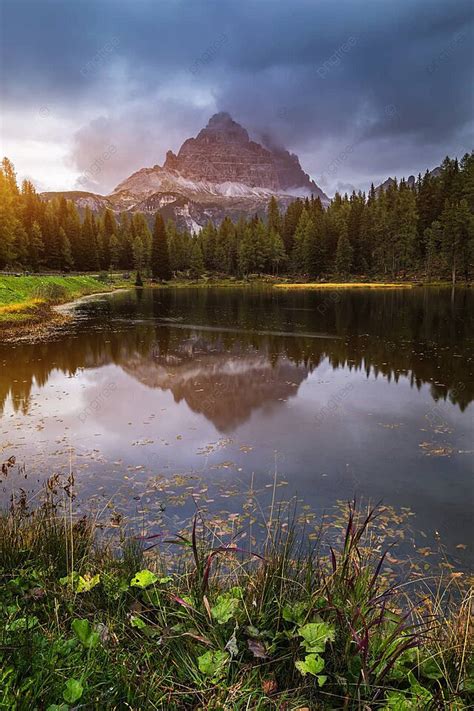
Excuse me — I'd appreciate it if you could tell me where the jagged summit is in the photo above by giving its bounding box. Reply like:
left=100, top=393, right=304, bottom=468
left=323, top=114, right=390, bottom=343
left=43, top=113, right=330, bottom=231
left=200, top=111, right=250, bottom=141
left=115, top=112, right=328, bottom=201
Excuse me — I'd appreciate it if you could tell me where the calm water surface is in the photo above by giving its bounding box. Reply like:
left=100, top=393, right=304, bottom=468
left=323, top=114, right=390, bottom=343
left=1, top=287, right=473, bottom=563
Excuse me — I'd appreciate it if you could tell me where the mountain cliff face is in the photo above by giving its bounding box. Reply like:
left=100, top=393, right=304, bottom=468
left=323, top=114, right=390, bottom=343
left=42, top=113, right=329, bottom=231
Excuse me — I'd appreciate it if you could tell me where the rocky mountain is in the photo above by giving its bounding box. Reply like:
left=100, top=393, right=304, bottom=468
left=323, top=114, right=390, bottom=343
left=42, top=112, right=329, bottom=231
left=122, top=334, right=309, bottom=432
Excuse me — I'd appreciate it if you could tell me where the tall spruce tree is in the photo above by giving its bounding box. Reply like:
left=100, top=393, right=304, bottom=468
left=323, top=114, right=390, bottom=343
left=151, top=213, right=171, bottom=280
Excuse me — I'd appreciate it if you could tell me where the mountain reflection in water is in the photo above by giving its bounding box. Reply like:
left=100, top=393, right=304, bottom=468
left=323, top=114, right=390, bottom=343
left=1, top=286, right=473, bottom=420
left=0, top=286, right=472, bottom=566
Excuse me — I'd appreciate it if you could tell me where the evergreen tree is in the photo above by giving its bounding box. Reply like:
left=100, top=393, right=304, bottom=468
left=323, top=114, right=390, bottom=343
left=109, top=234, right=121, bottom=271
left=0, top=155, right=472, bottom=281
left=238, top=226, right=255, bottom=275
left=151, top=213, right=171, bottom=280
left=267, top=196, right=281, bottom=235
left=268, top=230, right=286, bottom=275
left=80, top=208, right=100, bottom=271
left=59, top=227, right=74, bottom=271
left=335, top=233, right=354, bottom=277
left=0, top=167, right=20, bottom=268
left=189, top=239, right=205, bottom=277
left=29, top=221, right=45, bottom=271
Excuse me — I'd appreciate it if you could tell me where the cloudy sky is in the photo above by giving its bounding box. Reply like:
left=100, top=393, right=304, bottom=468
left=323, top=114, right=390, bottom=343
left=1, top=0, right=473, bottom=196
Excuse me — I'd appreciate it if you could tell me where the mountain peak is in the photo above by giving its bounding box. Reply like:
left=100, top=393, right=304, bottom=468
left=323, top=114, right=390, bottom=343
left=110, top=113, right=329, bottom=229
left=197, top=111, right=250, bottom=144
left=160, top=113, right=327, bottom=199
left=207, top=111, right=236, bottom=127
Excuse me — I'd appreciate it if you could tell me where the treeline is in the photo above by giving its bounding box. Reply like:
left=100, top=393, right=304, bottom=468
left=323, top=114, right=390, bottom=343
left=1, top=154, right=473, bottom=282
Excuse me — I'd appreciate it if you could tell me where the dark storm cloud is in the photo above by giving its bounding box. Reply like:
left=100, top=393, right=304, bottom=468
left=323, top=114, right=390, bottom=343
left=1, top=0, right=473, bottom=193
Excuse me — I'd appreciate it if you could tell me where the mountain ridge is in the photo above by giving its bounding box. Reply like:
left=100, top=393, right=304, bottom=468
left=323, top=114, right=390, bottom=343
left=42, top=113, right=330, bottom=231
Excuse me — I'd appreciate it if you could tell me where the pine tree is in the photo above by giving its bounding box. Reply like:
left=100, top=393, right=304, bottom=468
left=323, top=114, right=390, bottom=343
left=80, top=208, right=100, bottom=271
left=132, top=235, right=145, bottom=272
left=292, top=208, right=311, bottom=273
left=101, top=209, right=117, bottom=269
left=0, top=155, right=473, bottom=280
left=200, top=222, right=218, bottom=271
left=424, top=221, right=443, bottom=280
left=118, top=213, right=133, bottom=270
left=59, top=228, right=74, bottom=271
left=269, top=230, right=286, bottom=275
left=238, top=226, right=255, bottom=276
left=189, top=239, right=205, bottom=277
left=267, top=196, right=281, bottom=235
left=282, top=199, right=304, bottom=256
left=109, top=234, right=121, bottom=271
left=151, top=213, right=171, bottom=280
left=131, top=214, right=152, bottom=273
left=335, top=233, right=353, bottom=277
left=29, top=221, right=45, bottom=271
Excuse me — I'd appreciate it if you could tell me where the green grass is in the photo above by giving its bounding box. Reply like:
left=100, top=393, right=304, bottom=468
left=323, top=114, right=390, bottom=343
left=0, top=480, right=472, bottom=710
left=0, top=275, right=125, bottom=323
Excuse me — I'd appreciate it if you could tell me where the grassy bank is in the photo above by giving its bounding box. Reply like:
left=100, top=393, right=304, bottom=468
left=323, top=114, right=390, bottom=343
left=0, top=484, right=471, bottom=709
left=0, top=275, right=126, bottom=324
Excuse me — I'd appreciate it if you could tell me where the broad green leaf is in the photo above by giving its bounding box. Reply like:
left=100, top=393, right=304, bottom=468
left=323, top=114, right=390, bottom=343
left=383, top=691, right=415, bottom=710
left=197, top=650, right=228, bottom=677
left=71, top=618, right=100, bottom=649
left=295, top=653, right=325, bottom=677
left=298, top=621, right=335, bottom=653
left=390, top=648, right=417, bottom=680
left=59, top=571, right=100, bottom=593
left=420, top=657, right=443, bottom=680
left=76, top=573, right=100, bottom=593
left=6, top=616, right=39, bottom=631
left=282, top=601, right=308, bottom=624
left=408, top=672, right=433, bottom=704
left=211, top=595, right=239, bottom=625
left=59, top=571, right=80, bottom=587
left=130, top=569, right=159, bottom=588
left=130, top=615, right=147, bottom=629
left=63, top=678, right=83, bottom=704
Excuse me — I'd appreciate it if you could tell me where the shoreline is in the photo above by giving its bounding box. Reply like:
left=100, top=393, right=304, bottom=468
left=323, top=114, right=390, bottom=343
left=1, top=490, right=470, bottom=709
left=0, top=276, right=128, bottom=343
left=53, top=286, right=130, bottom=315
left=1, top=275, right=470, bottom=343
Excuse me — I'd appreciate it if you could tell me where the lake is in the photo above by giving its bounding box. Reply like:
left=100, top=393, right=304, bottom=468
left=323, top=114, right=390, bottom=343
left=1, top=286, right=473, bottom=565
